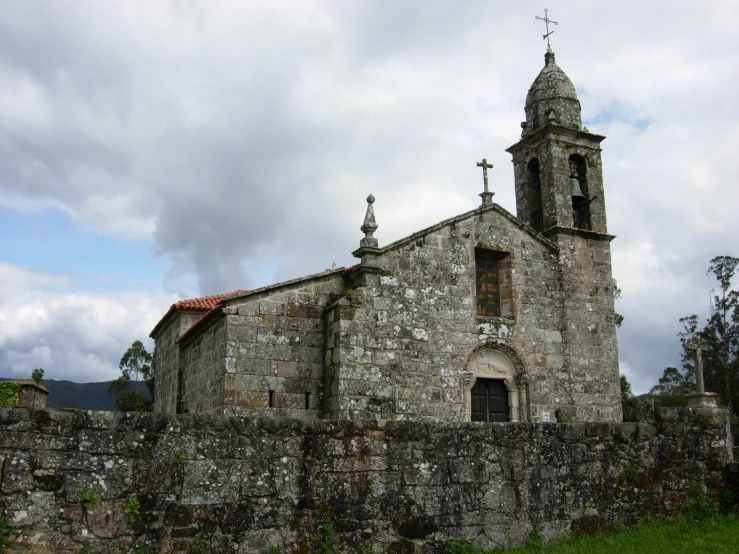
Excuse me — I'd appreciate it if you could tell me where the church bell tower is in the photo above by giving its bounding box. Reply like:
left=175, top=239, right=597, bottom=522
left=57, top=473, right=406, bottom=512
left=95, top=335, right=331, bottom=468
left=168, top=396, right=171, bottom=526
left=506, top=50, right=609, bottom=238
left=506, top=47, right=621, bottom=422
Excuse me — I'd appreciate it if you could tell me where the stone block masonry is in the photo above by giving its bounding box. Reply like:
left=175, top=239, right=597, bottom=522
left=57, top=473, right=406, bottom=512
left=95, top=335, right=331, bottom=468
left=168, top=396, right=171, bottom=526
left=0, top=407, right=734, bottom=553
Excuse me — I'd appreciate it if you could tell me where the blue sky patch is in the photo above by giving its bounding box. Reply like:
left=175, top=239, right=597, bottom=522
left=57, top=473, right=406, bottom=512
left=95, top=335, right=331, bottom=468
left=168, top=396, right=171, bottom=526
left=0, top=207, right=164, bottom=292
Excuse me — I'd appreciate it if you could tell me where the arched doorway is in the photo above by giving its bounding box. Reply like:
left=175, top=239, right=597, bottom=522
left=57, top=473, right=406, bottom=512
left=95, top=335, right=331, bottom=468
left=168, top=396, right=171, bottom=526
left=464, top=345, right=528, bottom=422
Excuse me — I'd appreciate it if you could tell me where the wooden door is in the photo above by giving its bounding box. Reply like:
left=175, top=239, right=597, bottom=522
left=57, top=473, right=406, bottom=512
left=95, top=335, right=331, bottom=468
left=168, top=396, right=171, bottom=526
left=471, top=379, right=509, bottom=422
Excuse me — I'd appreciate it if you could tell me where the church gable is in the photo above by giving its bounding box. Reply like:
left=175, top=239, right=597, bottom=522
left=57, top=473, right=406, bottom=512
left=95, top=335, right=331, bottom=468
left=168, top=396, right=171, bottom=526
left=323, top=203, right=560, bottom=421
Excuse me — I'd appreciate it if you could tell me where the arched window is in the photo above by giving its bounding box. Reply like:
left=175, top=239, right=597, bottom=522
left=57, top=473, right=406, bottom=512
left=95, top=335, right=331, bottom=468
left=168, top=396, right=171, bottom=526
left=569, top=154, right=591, bottom=230
left=526, top=158, right=544, bottom=232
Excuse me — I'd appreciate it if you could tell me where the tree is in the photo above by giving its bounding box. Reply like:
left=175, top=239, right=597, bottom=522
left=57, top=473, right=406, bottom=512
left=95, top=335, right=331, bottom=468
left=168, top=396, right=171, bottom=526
left=649, top=366, right=692, bottom=398
left=613, top=279, right=624, bottom=328
left=650, top=256, right=739, bottom=412
left=701, top=256, right=739, bottom=411
left=108, top=340, right=154, bottom=412
left=620, top=375, right=633, bottom=403
left=30, top=368, right=44, bottom=386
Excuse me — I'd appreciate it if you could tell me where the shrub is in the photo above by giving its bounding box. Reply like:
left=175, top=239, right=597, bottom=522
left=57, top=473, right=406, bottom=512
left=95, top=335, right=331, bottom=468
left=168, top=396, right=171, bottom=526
left=0, top=382, right=21, bottom=407
left=124, top=498, right=141, bottom=524
left=31, top=368, right=44, bottom=385
left=78, top=485, right=101, bottom=508
left=685, top=483, right=720, bottom=523
left=174, top=451, right=188, bottom=464
left=623, top=465, right=639, bottom=483
left=526, top=526, right=546, bottom=553
left=312, top=521, right=337, bottom=554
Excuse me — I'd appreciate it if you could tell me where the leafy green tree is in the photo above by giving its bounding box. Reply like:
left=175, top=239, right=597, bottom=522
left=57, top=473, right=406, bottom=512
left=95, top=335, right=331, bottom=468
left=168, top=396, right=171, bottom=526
left=613, top=279, right=624, bottom=328
left=651, top=256, right=739, bottom=412
left=108, top=341, right=154, bottom=412
left=30, top=368, right=44, bottom=385
left=620, top=375, right=634, bottom=403
left=701, top=256, right=739, bottom=411
left=650, top=366, right=693, bottom=397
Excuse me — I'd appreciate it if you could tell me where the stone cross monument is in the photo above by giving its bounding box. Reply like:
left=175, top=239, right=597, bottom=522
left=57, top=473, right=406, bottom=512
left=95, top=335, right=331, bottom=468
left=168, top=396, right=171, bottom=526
left=685, top=339, right=719, bottom=408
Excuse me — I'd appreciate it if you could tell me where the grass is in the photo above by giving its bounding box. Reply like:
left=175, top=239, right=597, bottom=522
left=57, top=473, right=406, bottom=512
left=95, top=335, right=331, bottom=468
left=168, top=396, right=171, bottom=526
left=446, top=512, right=739, bottom=554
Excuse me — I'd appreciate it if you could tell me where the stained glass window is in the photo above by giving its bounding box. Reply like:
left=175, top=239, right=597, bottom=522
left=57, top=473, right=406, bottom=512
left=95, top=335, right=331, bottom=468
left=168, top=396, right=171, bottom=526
left=475, top=253, right=501, bottom=317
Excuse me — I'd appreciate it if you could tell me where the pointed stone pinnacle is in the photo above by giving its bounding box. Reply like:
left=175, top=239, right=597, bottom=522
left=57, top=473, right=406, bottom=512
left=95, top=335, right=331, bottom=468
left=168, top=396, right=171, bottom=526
left=360, top=193, right=378, bottom=248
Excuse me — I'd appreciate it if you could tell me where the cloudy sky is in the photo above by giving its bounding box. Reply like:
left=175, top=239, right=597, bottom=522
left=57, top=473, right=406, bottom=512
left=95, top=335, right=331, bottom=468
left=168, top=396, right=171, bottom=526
left=1, top=1, right=738, bottom=392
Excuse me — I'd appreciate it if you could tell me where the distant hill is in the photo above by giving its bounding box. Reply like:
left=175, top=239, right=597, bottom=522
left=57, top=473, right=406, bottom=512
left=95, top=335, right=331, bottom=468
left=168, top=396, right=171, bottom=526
left=0, top=378, right=149, bottom=411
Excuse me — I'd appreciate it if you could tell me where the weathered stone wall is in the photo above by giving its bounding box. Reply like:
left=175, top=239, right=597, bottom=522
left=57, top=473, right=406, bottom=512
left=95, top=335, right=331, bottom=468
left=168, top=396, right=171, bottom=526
left=154, top=312, right=206, bottom=414
left=16, top=387, right=47, bottom=410
left=0, top=407, right=732, bottom=554
left=180, top=317, right=228, bottom=415
left=549, top=233, right=619, bottom=422
left=326, top=206, right=621, bottom=423
left=202, top=271, right=345, bottom=418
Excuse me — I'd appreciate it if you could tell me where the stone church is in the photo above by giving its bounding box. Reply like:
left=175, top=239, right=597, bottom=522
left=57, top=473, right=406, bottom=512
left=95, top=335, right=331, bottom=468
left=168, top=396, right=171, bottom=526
left=150, top=50, right=622, bottom=424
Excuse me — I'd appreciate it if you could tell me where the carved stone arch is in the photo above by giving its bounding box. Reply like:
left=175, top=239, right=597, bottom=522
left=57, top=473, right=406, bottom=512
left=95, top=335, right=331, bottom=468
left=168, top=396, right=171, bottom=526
left=463, top=339, right=529, bottom=422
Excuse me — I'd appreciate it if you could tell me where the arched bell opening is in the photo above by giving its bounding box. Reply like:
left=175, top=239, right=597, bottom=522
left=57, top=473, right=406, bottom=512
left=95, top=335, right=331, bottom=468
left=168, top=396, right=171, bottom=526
left=526, top=158, right=544, bottom=232
left=463, top=344, right=528, bottom=422
left=569, top=154, right=591, bottom=230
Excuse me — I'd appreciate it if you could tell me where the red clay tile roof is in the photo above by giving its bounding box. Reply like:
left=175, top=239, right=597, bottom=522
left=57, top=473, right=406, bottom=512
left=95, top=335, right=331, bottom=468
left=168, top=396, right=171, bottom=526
left=149, top=290, right=246, bottom=338
left=173, top=291, right=245, bottom=311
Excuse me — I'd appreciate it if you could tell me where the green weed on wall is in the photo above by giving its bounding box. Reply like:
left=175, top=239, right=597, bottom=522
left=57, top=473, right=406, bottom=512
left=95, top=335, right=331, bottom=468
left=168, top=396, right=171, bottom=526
left=0, top=382, right=21, bottom=407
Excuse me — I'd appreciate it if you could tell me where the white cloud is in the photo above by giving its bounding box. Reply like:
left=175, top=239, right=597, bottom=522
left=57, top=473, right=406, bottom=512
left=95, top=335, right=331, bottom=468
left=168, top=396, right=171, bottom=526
left=0, top=263, right=172, bottom=382
left=0, top=1, right=738, bottom=388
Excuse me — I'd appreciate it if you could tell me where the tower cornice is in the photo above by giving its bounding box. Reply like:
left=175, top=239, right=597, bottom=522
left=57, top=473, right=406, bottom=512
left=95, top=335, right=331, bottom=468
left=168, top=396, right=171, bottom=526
left=506, top=124, right=605, bottom=156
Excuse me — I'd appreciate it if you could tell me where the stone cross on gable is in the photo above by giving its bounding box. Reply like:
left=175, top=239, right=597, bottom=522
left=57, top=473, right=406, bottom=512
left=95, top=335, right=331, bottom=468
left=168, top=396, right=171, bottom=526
left=476, top=158, right=495, bottom=206
left=685, top=338, right=708, bottom=394
left=535, top=9, right=558, bottom=51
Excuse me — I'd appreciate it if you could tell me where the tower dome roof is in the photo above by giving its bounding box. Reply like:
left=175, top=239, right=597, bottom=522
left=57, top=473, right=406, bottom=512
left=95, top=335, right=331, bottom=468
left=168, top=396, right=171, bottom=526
left=523, top=51, right=582, bottom=134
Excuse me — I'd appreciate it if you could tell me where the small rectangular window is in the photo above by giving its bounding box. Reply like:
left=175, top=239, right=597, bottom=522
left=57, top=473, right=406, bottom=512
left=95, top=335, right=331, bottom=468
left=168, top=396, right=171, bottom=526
left=475, top=251, right=502, bottom=317
left=305, top=392, right=311, bottom=410
left=268, top=390, right=275, bottom=408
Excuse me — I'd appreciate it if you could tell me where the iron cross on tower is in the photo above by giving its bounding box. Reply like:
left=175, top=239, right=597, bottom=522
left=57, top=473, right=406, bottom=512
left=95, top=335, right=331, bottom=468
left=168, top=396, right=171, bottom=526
left=476, top=158, right=495, bottom=206
left=535, top=9, right=558, bottom=51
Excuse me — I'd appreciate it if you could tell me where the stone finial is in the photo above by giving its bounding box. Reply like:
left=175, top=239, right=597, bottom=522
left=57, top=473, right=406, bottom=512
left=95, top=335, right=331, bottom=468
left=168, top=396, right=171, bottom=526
left=360, top=194, right=378, bottom=248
